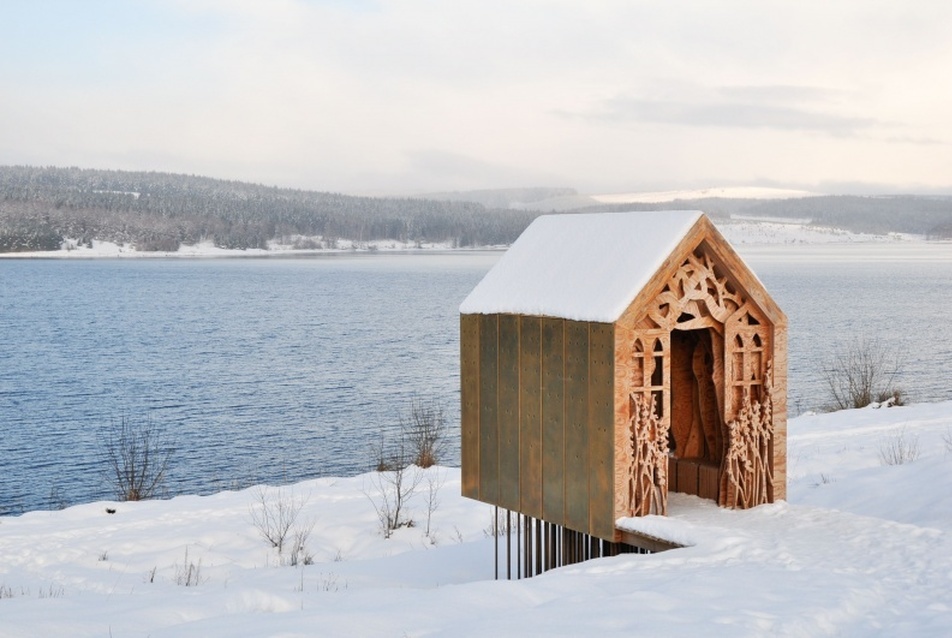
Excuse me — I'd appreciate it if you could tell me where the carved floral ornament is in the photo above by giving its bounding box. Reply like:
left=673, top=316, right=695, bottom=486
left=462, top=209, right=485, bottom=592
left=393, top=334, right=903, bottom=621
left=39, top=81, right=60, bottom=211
left=624, top=246, right=775, bottom=516
left=645, top=249, right=744, bottom=332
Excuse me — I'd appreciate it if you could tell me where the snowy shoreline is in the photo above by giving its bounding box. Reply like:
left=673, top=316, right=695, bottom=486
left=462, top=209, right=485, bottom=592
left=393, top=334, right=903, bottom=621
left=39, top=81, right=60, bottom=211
left=2, top=401, right=951, bottom=636
left=0, top=238, right=486, bottom=259
left=0, top=216, right=940, bottom=260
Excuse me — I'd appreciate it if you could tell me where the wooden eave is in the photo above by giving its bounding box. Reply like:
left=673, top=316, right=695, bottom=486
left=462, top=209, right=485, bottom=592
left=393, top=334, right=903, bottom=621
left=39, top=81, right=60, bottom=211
left=615, top=527, right=685, bottom=553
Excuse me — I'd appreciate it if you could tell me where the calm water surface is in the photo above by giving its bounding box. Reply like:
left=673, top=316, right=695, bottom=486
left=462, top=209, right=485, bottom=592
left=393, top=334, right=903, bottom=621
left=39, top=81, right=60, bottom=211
left=2, top=245, right=951, bottom=513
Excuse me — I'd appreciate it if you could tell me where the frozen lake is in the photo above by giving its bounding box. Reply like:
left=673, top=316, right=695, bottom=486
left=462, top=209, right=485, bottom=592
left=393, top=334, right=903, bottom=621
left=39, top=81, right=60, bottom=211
left=2, top=244, right=951, bottom=513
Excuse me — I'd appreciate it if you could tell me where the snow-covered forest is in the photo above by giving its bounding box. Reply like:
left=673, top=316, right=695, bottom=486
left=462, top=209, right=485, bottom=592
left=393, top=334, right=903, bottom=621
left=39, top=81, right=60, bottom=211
left=0, top=166, right=540, bottom=252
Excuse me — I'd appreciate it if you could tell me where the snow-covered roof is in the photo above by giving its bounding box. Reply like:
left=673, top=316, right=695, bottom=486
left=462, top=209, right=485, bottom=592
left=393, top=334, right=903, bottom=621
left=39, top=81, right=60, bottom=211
left=460, top=211, right=704, bottom=322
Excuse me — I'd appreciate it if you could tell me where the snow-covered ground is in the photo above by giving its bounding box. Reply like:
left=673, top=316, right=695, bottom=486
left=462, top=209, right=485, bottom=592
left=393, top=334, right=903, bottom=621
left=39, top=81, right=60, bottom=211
left=3, top=402, right=951, bottom=636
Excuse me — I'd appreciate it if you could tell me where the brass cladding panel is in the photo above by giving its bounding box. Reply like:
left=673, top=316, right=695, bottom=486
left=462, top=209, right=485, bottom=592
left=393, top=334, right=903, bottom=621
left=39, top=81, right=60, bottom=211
left=459, top=314, right=481, bottom=499
left=519, top=316, right=543, bottom=519
left=588, top=322, right=616, bottom=540
left=477, top=314, right=499, bottom=503
left=497, top=315, right=521, bottom=510
left=540, top=318, right=566, bottom=525
left=460, top=313, right=620, bottom=541
left=563, top=320, right=591, bottom=533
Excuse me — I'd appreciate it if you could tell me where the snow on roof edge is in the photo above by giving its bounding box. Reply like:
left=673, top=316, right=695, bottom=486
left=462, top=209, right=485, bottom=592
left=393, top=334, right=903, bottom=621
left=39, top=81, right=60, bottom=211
left=459, top=211, right=704, bottom=322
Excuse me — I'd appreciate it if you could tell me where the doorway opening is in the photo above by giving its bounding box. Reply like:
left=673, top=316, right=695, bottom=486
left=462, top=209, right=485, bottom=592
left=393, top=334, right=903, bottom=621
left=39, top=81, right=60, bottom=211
left=668, top=328, right=723, bottom=501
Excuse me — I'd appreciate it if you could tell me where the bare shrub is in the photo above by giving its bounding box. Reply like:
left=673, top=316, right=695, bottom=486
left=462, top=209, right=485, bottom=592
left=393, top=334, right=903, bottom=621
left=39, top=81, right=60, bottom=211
left=823, top=337, right=905, bottom=411
left=47, top=484, right=67, bottom=511
left=483, top=509, right=509, bottom=538
left=364, top=438, right=422, bottom=538
left=371, top=436, right=399, bottom=472
left=363, top=398, right=446, bottom=538
left=291, top=236, right=322, bottom=250
left=37, top=584, right=65, bottom=599
left=289, top=526, right=314, bottom=567
left=249, top=485, right=312, bottom=562
left=100, top=414, right=174, bottom=501
left=0, top=585, right=19, bottom=599
left=402, top=399, right=447, bottom=468
left=423, top=468, right=446, bottom=541
left=943, top=428, right=952, bottom=454
left=173, top=546, right=205, bottom=586
left=878, top=428, right=921, bottom=466
left=316, top=572, right=345, bottom=592
left=0, top=584, right=62, bottom=599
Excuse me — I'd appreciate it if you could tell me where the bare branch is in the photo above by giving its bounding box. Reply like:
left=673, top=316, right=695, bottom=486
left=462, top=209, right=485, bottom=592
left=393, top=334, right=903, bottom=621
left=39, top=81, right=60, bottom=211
left=100, top=414, right=173, bottom=501
left=822, top=337, right=905, bottom=410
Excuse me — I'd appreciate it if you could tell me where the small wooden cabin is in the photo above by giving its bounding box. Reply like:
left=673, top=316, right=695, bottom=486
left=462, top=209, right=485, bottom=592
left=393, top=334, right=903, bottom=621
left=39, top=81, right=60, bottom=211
left=459, top=211, right=787, bottom=550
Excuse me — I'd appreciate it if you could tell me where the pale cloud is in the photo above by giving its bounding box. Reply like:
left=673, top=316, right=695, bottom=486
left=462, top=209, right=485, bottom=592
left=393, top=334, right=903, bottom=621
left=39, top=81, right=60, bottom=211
left=716, top=85, right=852, bottom=105
left=594, top=95, right=879, bottom=136
left=2, top=1, right=952, bottom=194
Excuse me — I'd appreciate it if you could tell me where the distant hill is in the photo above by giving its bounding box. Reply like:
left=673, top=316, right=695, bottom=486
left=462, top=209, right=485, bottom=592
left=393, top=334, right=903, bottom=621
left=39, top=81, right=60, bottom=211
left=572, top=195, right=952, bottom=238
left=0, top=166, right=539, bottom=253
left=416, top=187, right=580, bottom=210
left=741, top=195, right=952, bottom=237
left=589, top=186, right=819, bottom=204
left=3, top=166, right=952, bottom=253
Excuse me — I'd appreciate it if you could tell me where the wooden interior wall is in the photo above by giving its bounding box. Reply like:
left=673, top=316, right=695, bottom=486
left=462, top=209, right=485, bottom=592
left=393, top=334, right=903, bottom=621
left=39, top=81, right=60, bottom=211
left=460, top=314, right=616, bottom=541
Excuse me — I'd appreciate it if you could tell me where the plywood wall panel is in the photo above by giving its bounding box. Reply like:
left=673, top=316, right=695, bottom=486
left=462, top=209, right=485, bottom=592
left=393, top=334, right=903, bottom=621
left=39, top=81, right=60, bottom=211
left=613, top=324, right=635, bottom=527
left=771, top=323, right=788, bottom=501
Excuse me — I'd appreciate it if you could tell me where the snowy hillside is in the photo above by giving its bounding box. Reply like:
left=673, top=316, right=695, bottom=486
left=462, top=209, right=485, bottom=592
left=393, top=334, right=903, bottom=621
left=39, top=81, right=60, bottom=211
left=590, top=186, right=819, bottom=204
left=2, top=402, right=951, bottom=636
left=715, top=217, right=917, bottom=245
left=508, top=186, right=819, bottom=211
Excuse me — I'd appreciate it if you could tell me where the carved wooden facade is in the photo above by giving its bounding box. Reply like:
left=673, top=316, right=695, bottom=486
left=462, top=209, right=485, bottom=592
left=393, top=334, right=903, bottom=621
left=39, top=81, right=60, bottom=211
left=615, top=242, right=783, bottom=517
left=461, top=212, right=786, bottom=544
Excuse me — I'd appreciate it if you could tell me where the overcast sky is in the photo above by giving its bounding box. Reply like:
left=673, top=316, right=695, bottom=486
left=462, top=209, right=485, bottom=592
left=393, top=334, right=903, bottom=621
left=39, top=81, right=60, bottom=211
left=3, top=1, right=952, bottom=195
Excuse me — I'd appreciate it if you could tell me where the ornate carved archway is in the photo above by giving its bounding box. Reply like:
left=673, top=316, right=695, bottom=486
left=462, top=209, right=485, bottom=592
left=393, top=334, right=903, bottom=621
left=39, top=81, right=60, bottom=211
left=622, top=244, right=775, bottom=516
